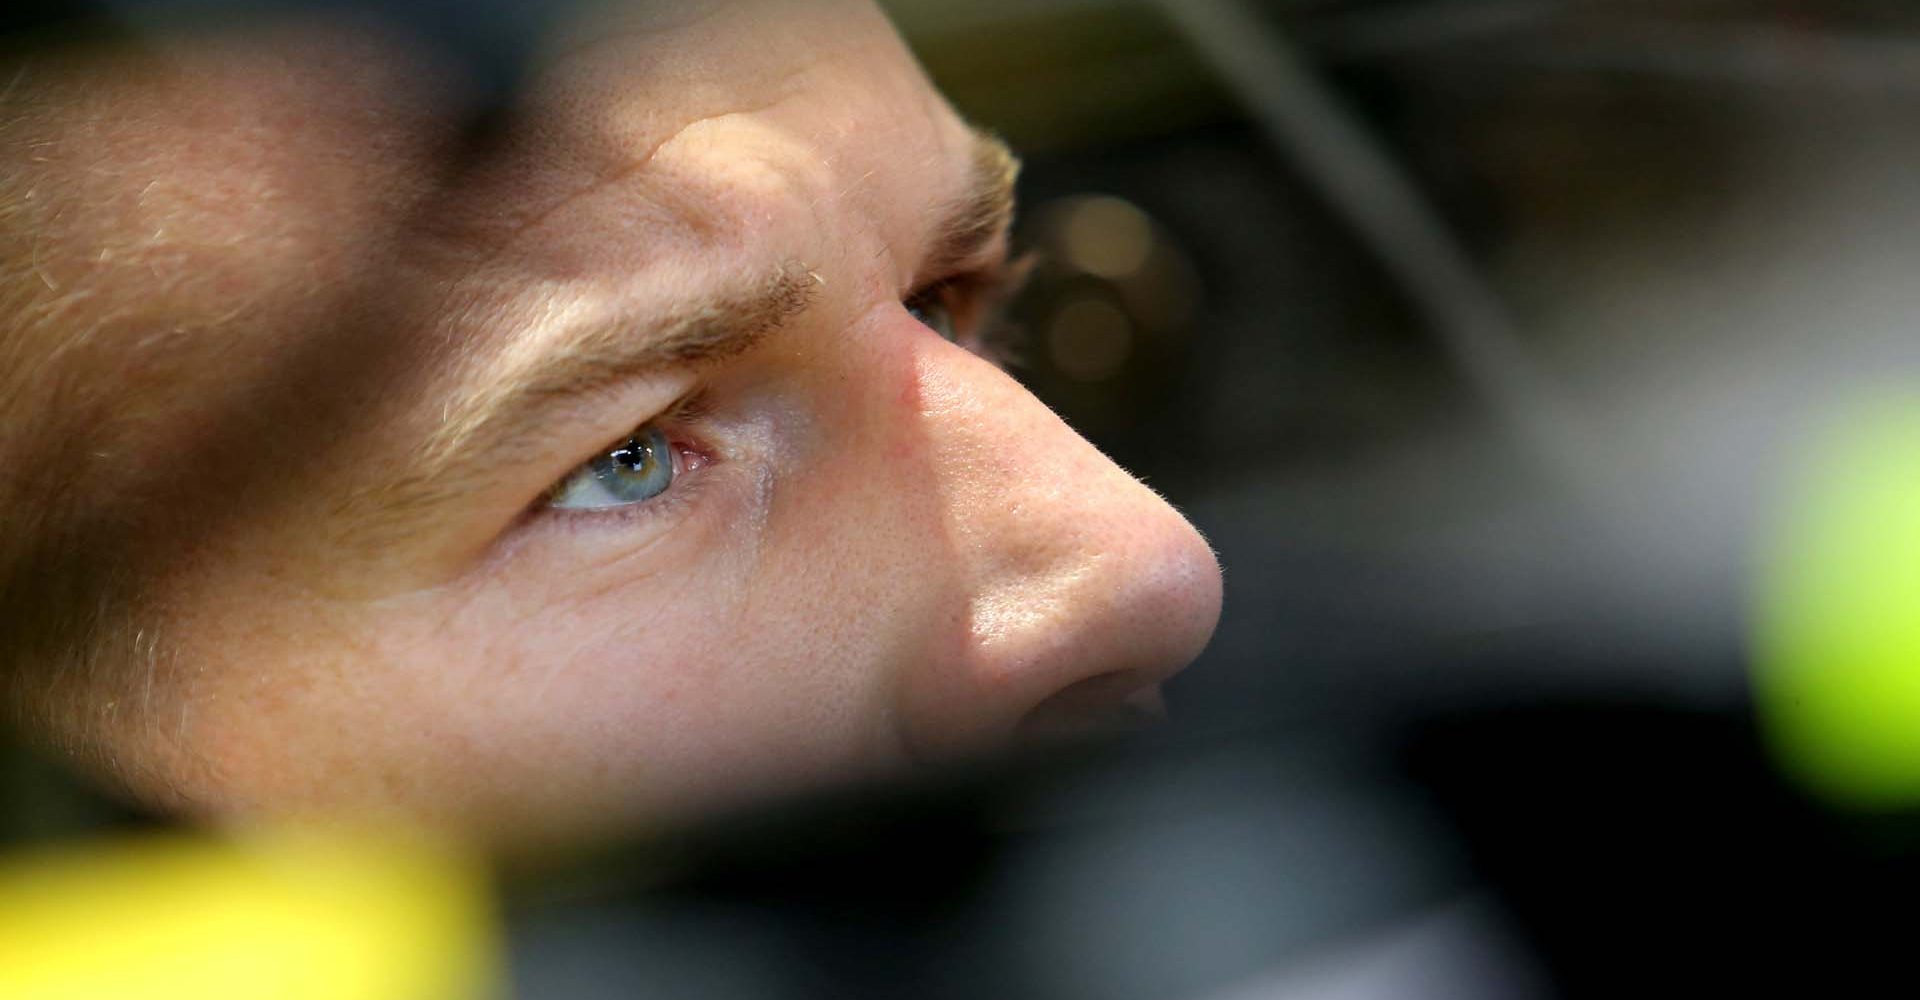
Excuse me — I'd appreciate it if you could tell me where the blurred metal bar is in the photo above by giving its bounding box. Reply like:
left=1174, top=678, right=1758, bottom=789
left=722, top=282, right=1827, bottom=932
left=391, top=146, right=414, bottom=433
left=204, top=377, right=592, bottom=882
left=1151, top=0, right=1607, bottom=498
left=1300, top=4, right=1920, bottom=94
left=1299, top=0, right=1564, bottom=60
left=1502, top=22, right=1920, bottom=92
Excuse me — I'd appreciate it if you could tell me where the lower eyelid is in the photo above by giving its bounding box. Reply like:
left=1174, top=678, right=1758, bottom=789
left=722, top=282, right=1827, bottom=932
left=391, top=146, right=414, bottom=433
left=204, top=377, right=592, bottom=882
left=539, top=454, right=708, bottom=532
left=538, top=429, right=711, bottom=518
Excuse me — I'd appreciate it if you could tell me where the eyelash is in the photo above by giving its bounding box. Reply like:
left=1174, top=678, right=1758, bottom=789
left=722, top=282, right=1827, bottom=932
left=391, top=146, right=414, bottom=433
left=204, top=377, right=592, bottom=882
left=906, top=256, right=1034, bottom=369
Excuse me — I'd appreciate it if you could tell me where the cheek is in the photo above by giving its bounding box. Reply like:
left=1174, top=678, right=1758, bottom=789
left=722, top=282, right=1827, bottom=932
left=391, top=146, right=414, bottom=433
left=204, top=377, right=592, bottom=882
left=408, top=450, right=949, bottom=817
left=155, top=325, right=983, bottom=832
left=306, top=580, right=872, bottom=830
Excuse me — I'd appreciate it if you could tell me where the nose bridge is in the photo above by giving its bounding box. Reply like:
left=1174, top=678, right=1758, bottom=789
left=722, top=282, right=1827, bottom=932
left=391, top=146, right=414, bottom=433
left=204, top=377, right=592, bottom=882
left=900, top=343, right=1223, bottom=758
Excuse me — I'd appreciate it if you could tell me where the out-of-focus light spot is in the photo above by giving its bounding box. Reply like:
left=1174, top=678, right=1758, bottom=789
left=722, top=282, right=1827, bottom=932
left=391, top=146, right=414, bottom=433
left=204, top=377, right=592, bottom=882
left=1122, top=258, right=1201, bottom=335
left=1755, top=391, right=1920, bottom=811
left=1047, top=296, right=1135, bottom=383
left=1061, top=196, right=1156, bottom=279
left=0, top=829, right=500, bottom=1000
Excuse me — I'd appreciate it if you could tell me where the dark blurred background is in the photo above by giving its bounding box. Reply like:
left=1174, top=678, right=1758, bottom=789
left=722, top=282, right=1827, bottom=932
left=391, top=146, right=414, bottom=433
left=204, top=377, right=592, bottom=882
left=9, top=1, right=1920, bottom=997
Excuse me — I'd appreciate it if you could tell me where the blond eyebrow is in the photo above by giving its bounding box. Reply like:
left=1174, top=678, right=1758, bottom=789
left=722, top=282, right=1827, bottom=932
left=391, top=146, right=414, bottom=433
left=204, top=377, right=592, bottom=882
left=426, top=260, right=817, bottom=478
left=923, top=129, right=1022, bottom=280
left=425, top=130, right=1018, bottom=475
left=328, top=261, right=818, bottom=542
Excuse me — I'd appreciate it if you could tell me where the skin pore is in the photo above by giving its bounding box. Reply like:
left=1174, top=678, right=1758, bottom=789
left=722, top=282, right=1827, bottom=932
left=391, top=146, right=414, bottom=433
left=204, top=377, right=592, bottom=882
left=0, top=0, right=1223, bottom=848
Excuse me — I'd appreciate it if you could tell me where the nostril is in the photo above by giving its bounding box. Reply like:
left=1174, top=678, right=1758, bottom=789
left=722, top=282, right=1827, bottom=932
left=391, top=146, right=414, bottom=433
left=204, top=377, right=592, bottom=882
left=1016, top=670, right=1168, bottom=745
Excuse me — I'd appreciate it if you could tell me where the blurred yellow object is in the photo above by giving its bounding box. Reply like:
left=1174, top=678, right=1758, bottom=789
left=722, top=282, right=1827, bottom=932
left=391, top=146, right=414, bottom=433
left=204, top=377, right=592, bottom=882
left=0, top=829, right=500, bottom=1000
left=1756, top=391, right=1920, bottom=810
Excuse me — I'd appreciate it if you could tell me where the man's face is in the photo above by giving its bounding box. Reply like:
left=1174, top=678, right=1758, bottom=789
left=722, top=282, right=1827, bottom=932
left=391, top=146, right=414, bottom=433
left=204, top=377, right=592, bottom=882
left=0, top=0, right=1221, bottom=845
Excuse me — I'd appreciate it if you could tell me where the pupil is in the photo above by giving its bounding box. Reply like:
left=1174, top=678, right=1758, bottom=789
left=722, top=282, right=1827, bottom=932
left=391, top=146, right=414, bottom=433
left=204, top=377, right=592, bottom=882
left=611, top=438, right=652, bottom=473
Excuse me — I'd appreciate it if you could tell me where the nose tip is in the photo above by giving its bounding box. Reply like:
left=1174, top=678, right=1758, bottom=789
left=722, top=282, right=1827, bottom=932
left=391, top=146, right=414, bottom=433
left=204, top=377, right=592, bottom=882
left=916, top=487, right=1223, bottom=760
left=1007, top=514, right=1223, bottom=743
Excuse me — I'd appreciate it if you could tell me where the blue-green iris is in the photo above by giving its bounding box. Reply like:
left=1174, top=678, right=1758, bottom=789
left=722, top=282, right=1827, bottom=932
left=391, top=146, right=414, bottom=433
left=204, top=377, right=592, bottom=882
left=550, top=425, right=675, bottom=510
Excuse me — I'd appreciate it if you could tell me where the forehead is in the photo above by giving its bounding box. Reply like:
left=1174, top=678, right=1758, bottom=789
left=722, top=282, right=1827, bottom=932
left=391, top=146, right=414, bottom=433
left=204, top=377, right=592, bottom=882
left=0, top=0, right=970, bottom=568
left=0, top=1, right=962, bottom=390
left=429, top=0, right=961, bottom=274
left=3, top=0, right=956, bottom=272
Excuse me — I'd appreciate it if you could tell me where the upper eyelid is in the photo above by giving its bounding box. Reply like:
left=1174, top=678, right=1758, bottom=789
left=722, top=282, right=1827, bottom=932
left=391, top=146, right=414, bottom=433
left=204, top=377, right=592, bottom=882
left=909, top=254, right=1036, bottom=330
left=503, top=378, right=693, bottom=491
left=911, top=252, right=1027, bottom=303
left=554, top=388, right=710, bottom=479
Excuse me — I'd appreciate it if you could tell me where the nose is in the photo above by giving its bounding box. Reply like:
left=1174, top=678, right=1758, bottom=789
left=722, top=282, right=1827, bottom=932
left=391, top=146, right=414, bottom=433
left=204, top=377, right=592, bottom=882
left=895, top=338, right=1224, bottom=762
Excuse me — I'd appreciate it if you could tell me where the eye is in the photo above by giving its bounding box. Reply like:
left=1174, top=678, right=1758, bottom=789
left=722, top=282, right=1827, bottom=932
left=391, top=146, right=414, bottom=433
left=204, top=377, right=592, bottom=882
left=548, top=424, right=678, bottom=511
left=906, top=290, right=960, bottom=344
left=904, top=260, right=1035, bottom=368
